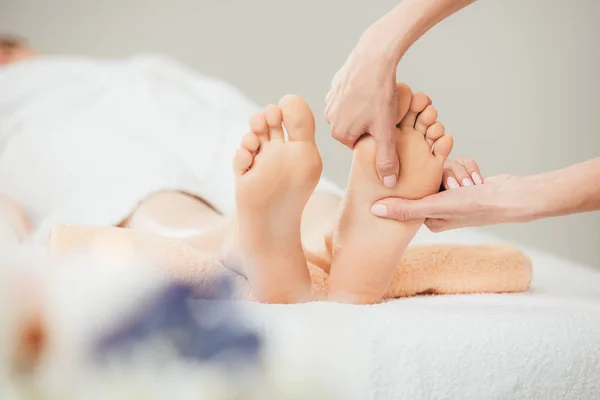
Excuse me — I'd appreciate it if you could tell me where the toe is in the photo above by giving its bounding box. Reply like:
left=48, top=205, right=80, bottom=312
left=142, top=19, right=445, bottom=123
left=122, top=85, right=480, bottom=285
left=249, top=113, right=269, bottom=143
left=264, top=104, right=285, bottom=141
left=233, top=148, right=254, bottom=176
left=395, top=83, right=413, bottom=125
left=279, top=94, right=316, bottom=142
left=241, top=132, right=260, bottom=154
left=432, top=134, right=453, bottom=163
left=425, top=121, right=445, bottom=146
left=414, top=105, right=438, bottom=133
left=400, top=92, right=431, bottom=129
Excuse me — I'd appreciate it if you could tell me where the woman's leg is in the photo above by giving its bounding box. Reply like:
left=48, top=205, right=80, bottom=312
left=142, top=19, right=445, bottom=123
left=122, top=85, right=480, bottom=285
left=120, top=187, right=341, bottom=266
left=120, top=191, right=231, bottom=253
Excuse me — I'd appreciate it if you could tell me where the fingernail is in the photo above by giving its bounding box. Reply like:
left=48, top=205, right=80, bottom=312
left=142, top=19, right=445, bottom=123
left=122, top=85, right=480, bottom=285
left=383, top=175, right=397, bottom=188
left=462, top=178, right=474, bottom=187
left=472, top=172, right=483, bottom=185
left=371, top=204, right=388, bottom=217
left=447, top=177, right=460, bottom=189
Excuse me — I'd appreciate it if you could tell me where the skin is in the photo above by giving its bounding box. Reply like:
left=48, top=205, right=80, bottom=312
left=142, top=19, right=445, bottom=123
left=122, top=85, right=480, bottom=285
left=327, top=0, right=600, bottom=229
left=325, top=0, right=476, bottom=187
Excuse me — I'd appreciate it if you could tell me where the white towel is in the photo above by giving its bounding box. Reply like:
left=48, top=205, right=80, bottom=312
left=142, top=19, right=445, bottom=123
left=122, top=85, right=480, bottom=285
left=237, top=227, right=600, bottom=400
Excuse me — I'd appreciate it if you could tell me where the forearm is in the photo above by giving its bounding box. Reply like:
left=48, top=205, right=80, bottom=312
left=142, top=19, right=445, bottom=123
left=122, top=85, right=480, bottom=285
left=514, top=158, right=600, bottom=221
left=364, top=0, right=477, bottom=65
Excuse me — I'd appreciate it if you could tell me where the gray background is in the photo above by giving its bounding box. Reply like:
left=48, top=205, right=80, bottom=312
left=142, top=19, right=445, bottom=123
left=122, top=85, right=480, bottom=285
left=1, top=0, right=598, bottom=267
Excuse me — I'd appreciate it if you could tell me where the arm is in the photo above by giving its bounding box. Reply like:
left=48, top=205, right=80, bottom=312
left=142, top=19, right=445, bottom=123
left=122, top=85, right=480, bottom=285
left=517, top=157, right=600, bottom=221
left=364, top=0, right=477, bottom=66
left=326, top=0, right=477, bottom=187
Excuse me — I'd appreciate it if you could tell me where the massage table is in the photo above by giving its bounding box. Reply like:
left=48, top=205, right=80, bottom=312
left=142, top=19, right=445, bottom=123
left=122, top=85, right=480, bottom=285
left=235, top=227, right=600, bottom=399
left=3, top=226, right=599, bottom=399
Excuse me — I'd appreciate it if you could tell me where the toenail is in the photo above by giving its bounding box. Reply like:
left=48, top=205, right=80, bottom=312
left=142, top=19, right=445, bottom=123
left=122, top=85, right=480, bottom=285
left=371, top=204, right=388, bottom=217
left=462, top=178, right=474, bottom=187
left=447, top=177, right=460, bottom=189
left=383, top=175, right=397, bottom=188
left=471, top=172, right=483, bottom=185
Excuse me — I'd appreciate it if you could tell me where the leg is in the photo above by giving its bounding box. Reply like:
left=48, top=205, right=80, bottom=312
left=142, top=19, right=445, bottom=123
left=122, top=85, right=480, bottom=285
left=300, top=192, right=341, bottom=272
left=121, top=191, right=225, bottom=238
left=329, top=84, right=454, bottom=304
left=0, top=195, right=31, bottom=245
left=120, top=191, right=231, bottom=255
left=233, top=95, right=323, bottom=303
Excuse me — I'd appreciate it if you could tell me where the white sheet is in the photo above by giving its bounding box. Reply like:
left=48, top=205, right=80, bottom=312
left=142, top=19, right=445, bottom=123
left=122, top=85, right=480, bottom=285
left=238, top=227, right=600, bottom=400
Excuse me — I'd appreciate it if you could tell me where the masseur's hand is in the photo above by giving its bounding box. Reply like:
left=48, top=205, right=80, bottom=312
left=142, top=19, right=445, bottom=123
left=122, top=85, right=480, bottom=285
left=325, top=29, right=400, bottom=188
left=371, top=156, right=522, bottom=231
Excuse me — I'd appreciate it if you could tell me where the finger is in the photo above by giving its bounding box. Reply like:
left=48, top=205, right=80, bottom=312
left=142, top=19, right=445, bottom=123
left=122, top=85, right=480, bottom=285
left=448, top=160, right=473, bottom=188
left=442, top=165, right=461, bottom=190
left=324, top=98, right=335, bottom=124
left=325, top=90, right=334, bottom=106
left=424, top=218, right=450, bottom=232
left=331, top=127, right=359, bottom=149
left=371, top=193, right=451, bottom=221
left=374, top=128, right=399, bottom=188
left=454, top=156, right=484, bottom=185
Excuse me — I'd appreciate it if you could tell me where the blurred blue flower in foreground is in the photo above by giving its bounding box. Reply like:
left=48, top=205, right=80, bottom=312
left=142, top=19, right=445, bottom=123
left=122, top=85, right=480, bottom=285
left=94, top=279, right=261, bottom=367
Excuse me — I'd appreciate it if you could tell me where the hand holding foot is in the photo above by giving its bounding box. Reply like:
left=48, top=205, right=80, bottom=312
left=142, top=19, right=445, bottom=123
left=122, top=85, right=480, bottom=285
left=371, top=173, right=523, bottom=232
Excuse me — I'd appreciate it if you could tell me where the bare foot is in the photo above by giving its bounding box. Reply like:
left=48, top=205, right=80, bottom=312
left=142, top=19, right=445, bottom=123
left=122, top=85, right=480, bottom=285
left=233, top=95, right=323, bottom=303
left=329, top=84, right=454, bottom=304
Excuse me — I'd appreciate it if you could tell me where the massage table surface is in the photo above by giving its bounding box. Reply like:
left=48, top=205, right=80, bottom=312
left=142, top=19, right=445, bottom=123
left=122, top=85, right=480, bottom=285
left=237, top=228, right=600, bottom=400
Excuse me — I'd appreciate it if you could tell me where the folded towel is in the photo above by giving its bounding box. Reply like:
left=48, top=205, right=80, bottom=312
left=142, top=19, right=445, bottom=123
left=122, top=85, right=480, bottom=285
left=48, top=224, right=532, bottom=300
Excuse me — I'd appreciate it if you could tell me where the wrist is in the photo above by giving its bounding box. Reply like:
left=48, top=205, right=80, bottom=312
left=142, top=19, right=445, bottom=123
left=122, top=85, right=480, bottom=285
left=358, top=23, right=404, bottom=73
left=362, top=14, right=410, bottom=67
left=502, top=173, right=565, bottom=223
left=490, top=177, right=541, bottom=224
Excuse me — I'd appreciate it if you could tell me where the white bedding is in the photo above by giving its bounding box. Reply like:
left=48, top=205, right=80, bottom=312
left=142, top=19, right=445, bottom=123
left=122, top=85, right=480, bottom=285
left=239, top=227, right=600, bottom=400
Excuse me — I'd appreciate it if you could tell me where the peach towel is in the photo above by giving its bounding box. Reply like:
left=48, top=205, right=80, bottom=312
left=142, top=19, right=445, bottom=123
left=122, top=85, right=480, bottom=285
left=48, top=224, right=532, bottom=301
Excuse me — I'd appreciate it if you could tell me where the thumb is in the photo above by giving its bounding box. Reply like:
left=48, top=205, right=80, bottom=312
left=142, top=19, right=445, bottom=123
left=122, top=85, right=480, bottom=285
left=374, top=128, right=399, bottom=188
left=371, top=195, right=446, bottom=221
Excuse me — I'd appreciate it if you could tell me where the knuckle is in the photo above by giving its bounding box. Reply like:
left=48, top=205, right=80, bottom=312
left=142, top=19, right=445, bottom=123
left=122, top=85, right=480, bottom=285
left=452, top=163, right=468, bottom=177
left=377, top=157, right=397, bottom=170
left=393, top=204, right=410, bottom=220
left=331, top=127, right=345, bottom=140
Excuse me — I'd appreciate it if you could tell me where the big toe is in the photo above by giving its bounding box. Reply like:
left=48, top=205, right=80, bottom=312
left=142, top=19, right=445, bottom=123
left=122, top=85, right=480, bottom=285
left=278, top=94, right=316, bottom=142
